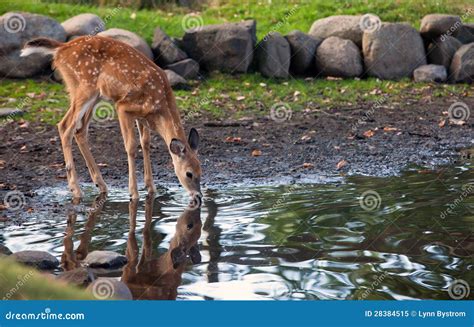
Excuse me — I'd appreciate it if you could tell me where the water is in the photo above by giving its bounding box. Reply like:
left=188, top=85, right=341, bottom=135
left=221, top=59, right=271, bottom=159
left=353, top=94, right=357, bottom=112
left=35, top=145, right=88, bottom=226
left=1, top=163, right=473, bottom=300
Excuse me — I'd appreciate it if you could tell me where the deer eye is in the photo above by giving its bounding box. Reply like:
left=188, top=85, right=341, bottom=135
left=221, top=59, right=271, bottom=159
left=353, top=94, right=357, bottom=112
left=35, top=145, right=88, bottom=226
left=187, top=223, right=194, bottom=230
left=186, top=172, right=193, bottom=179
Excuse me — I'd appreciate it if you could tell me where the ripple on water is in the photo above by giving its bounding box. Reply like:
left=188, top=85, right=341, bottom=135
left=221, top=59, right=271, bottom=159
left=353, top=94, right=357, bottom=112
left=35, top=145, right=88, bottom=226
left=1, top=163, right=472, bottom=300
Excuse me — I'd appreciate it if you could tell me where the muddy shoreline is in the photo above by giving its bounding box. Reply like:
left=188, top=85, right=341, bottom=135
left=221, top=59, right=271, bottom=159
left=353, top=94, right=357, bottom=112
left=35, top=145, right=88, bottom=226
left=1, top=97, right=473, bottom=208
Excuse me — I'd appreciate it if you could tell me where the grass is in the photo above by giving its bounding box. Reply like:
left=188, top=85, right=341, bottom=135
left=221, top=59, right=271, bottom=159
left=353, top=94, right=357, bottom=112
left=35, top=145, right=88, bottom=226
left=1, top=0, right=472, bottom=42
left=0, top=0, right=472, bottom=123
left=0, top=258, right=94, bottom=300
left=1, top=74, right=471, bottom=124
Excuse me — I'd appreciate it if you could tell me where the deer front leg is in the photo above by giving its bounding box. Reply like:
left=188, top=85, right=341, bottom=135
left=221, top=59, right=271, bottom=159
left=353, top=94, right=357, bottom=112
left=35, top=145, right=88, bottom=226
left=117, top=109, right=139, bottom=200
left=137, top=120, right=156, bottom=194
left=75, top=110, right=108, bottom=194
left=58, top=108, right=82, bottom=199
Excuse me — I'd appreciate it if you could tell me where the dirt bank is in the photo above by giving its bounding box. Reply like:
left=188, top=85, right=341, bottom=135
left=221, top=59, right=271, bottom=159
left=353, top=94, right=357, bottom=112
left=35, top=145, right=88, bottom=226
left=0, top=96, right=472, bottom=207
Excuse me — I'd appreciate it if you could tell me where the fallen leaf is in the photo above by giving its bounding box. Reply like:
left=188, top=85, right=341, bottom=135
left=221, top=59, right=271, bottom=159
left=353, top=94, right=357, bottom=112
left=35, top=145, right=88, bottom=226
left=438, top=119, right=446, bottom=128
left=27, top=207, right=34, bottom=213
left=363, top=130, right=375, bottom=138
left=225, top=136, right=241, bottom=143
left=336, top=160, right=348, bottom=170
left=303, top=162, right=314, bottom=169
left=251, top=149, right=262, bottom=157
left=301, top=134, right=312, bottom=141
left=383, top=126, right=398, bottom=132
left=236, top=96, right=245, bottom=101
left=98, top=163, right=108, bottom=167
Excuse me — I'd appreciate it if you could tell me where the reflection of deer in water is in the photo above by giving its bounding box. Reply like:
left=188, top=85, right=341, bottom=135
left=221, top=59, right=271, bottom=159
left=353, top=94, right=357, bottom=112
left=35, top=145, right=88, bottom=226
left=122, top=196, right=202, bottom=300
left=62, top=194, right=107, bottom=271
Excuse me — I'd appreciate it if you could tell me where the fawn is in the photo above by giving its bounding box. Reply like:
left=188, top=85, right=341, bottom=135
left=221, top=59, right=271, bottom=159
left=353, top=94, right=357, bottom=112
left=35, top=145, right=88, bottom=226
left=21, top=36, right=202, bottom=205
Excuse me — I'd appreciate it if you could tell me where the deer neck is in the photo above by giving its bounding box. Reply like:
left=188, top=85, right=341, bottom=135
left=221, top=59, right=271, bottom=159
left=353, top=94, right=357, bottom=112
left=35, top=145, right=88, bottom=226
left=148, top=105, right=187, bottom=146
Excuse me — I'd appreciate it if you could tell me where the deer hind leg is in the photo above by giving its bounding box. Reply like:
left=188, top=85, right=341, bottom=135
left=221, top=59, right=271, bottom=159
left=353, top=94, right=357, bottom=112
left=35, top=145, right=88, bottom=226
left=137, top=120, right=156, bottom=194
left=116, top=106, right=139, bottom=200
left=74, top=101, right=108, bottom=194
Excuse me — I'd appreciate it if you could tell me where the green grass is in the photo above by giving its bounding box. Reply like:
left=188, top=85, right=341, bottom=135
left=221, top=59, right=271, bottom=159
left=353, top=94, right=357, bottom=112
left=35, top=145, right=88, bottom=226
left=0, top=0, right=471, bottom=42
left=0, top=0, right=472, bottom=123
left=0, top=258, right=94, bottom=300
left=1, top=74, right=471, bottom=124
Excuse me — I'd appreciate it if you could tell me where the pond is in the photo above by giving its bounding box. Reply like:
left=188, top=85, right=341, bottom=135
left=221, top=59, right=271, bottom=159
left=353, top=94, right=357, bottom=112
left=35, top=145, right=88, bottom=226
left=1, top=163, right=473, bottom=300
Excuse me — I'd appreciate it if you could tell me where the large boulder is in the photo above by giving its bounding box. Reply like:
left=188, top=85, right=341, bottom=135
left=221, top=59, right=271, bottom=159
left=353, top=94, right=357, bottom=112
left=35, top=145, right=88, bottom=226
left=450, top=43, right=474, bottom=83
left=98, top=28, right=153, bottom=59
left=455, top=23, right=474, bottom=44
left=285, top=30, right=321, bottom=75
left=413, top=64, right=447, bottom=83
left=427, top=36, right=462, bottom=68
left=420, top=14, right=462, bottom=40
left=12, top=250, right=59, bottom=270
left=166, top=58, right=199, bottom=79
left=309, top=15, right=363, bottom=47
left=363, top=23, right=426, bottom=79
left=164, top=69, right=187, bottom=87
left=256, top=32, right=291, bottom=78
left=151, top=27, right=188, bottom=67
left=181, top=20, right=255, bottom=73
left=84, top=250, right=127, bottom=269
left=61, top=13, right=105, bottom=40
left=315, top=36, right=363, bottom=78
left=0, top=12, right=66, bottom=78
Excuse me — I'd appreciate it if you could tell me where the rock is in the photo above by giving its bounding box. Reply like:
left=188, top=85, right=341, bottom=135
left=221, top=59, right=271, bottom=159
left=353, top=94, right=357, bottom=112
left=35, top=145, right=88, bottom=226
left=285, top=30, right=321, bottom=75
left=12, top=250, right=59, bottom=270
left=165, top=58, right=199, bottom=79
left=413, top=64, right=447, bottom=82
left=363, top=23, right=426, bottom=79
left=57, top=267, right=95, bottom=287
left=256, top=32, right=291, bottom=78
left=164, top=69, right=187, bottom=87
left=181, top=20, right=255, bottom=73
left=87, top=278, right=133, bottom=300
left=315, top=36, right=363, bottom=78
left=0, top=244, right=12, bottom=255
left=0, top=108, right=24, bottom=119
left=420, top=14, right=461, bottom=40
left=427, top=36, right=462, bottom=68
left=450, top=43, right=474, bottom=83
left=61, top=13, right=105, bottom=39
left=98, top=28, right=153, bottom=59
left=84, top=250, right=127, bottom=269
left=308, top=15, right=363, bottom=47
left=0, top=12, right=66, bottom=78
left=151, top=27, right=188, bottom=67
left=455, top=24, right=474, bottom=44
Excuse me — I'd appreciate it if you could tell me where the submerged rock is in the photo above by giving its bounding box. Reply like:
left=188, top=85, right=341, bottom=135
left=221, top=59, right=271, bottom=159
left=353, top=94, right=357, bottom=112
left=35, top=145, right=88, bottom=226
left=0, top=244, right=12, bottom=255
left=87, top=278, right=133, bottom=300
left=12, top=250, right=59, bottom=270
left=84, top=250, right=127, bottom=269
left=57, top=267, right=95, bottom=287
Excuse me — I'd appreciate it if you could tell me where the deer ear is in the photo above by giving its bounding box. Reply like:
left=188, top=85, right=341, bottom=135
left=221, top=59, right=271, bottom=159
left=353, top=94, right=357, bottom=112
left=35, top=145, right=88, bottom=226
left=170, top=139, right=185, bottom=156
left=188, top=128, right=199, bottom=151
